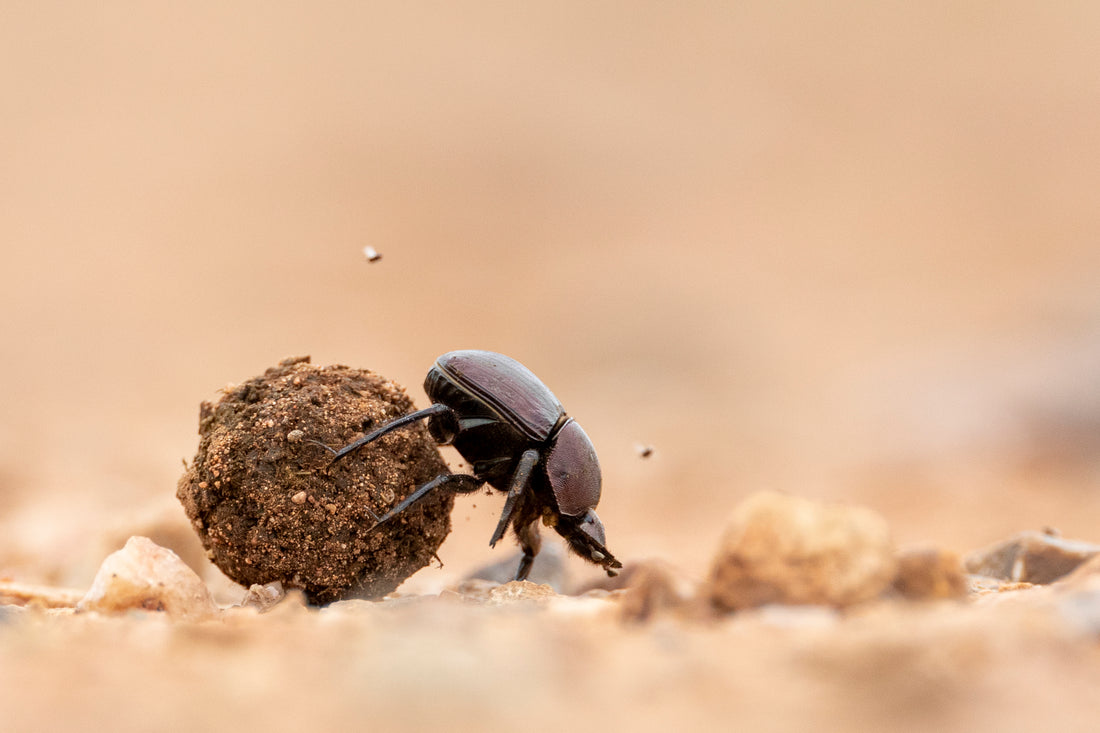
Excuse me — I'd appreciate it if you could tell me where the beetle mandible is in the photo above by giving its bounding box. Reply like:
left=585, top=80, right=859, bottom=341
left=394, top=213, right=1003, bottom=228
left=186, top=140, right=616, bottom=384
left=326, top=350, right=621, bottom=581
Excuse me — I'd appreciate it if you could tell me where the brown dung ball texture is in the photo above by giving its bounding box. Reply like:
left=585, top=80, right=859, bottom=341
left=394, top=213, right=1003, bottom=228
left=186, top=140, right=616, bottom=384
left=176, top=356, right=453, bottom=604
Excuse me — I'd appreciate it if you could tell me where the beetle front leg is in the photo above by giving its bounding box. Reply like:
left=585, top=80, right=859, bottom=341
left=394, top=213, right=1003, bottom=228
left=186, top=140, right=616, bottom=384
left=328, top=403, right=453, bottom=463
left=488, top=448, right=539, bottom=549
left=514, top=519, right=542, bottom=582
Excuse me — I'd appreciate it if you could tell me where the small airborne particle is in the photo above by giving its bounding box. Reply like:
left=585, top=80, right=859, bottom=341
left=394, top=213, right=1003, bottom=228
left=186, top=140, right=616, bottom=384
left=363, top=246, right=382, bottom=263
left=635, top=443, right=654, bottom=459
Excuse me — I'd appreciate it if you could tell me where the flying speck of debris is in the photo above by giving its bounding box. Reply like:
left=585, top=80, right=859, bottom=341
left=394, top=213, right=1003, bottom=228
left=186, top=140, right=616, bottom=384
left=363, top=246, right=382, bottom=263
left=634, top=443, right=654, bottom=459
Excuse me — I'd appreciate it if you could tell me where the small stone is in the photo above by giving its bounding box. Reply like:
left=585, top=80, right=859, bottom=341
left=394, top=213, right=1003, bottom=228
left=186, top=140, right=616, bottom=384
left=291, top=491, right=308, bottom=505
left=286, top=429, right=305, bottom=443
left=77, top=536, right=218, bottom=620
left=963, top=531, right=1100, bottom=584
left=892, top=547, right=967, bottom=600
left=258, top=588, right=311, bottom=618
left=618, top=560, right=694, bottom=623
left=239, top=581, right=286, bottom=612
left=90, top=496, right=210, bottom=582
left=706, top=491, right=896, bottom=612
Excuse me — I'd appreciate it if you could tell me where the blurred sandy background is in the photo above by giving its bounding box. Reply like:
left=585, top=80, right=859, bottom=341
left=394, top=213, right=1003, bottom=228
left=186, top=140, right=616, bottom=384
left=2, top=2, right=1099, bottom=591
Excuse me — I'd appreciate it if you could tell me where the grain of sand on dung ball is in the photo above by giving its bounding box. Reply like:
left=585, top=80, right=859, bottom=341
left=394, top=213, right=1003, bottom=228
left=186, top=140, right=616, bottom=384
left=176, top=356, right=454, bottom=604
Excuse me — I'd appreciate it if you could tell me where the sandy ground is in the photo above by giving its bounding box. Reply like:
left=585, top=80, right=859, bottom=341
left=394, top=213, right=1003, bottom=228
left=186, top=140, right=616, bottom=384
left=2, top=3, right=1100, bottom=731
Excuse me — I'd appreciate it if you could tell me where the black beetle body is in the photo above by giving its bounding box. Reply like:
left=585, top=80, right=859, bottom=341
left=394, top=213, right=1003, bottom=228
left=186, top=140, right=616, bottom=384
left=328, top=350, right=621, bottom=580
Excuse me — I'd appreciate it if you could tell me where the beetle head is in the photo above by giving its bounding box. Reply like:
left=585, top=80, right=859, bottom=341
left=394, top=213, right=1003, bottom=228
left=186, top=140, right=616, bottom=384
left=556, top=508, right=620, bottom=576
left=577, top=508, right=607, bottom=547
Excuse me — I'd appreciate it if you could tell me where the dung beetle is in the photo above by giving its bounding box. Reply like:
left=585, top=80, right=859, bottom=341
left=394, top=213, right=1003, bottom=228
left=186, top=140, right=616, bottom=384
left=327, top=350, right=621, bottom=580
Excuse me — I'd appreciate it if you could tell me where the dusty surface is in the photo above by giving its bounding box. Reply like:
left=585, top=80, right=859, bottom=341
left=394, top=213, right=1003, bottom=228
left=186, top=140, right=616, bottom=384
left=5, top=525, right=1100, bottom=733
left=177, top=356, right=452, bottom=603
left=3, top=3, right=1100, bottom=732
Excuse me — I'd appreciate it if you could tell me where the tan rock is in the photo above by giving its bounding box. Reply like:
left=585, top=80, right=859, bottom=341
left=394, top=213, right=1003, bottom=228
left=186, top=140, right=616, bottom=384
left=239, top=581, right=286, bottom=612
left=963, top=530, right=1100, bottom=584
left=77, top=536, right=218, bottom=620
left=92, top=497, right=209, bottom=578
left=618, top=560, right=695, bottom=623
left=707, top=491, right=896, bottom=612
left=893, top=547, right=968, bottom=600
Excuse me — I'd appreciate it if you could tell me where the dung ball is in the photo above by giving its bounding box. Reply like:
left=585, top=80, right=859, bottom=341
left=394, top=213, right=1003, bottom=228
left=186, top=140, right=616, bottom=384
left=176, top=356, right=453, bottom=604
